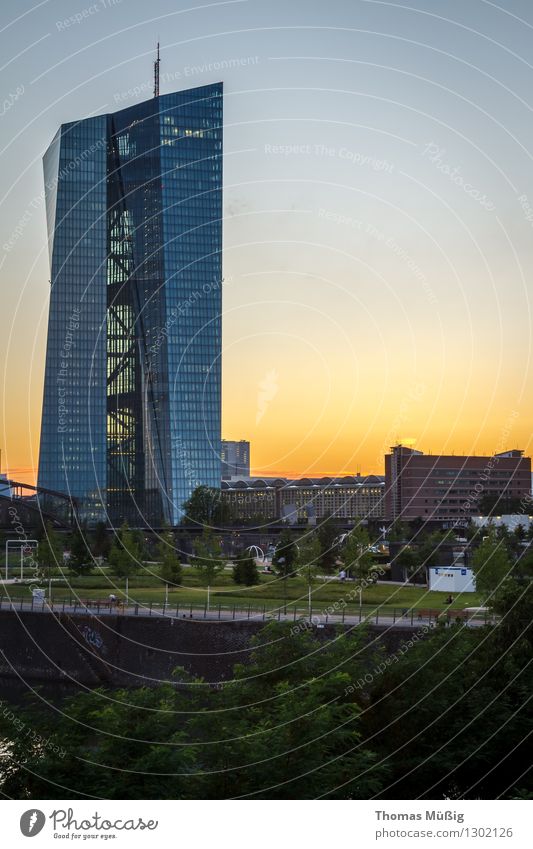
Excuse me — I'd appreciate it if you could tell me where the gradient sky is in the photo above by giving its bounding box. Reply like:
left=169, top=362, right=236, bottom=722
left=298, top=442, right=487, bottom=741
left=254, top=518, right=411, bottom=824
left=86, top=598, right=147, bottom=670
left=1, top=0, right=532, bottom=484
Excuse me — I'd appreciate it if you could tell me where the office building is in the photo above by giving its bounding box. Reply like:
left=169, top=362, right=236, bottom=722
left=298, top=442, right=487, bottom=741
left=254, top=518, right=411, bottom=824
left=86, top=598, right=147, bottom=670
left=385, top=445, right=531, bottom=522
left=37, top=83, right=223, bottom=525
left=221, top=474, right=385, bottom=522
left=221, top=439, right=250, bottom=479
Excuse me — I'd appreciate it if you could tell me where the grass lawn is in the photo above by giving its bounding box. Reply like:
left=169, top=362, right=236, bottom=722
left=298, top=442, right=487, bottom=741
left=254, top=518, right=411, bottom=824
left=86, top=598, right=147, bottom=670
left=0, top=567, right=483, bottom=616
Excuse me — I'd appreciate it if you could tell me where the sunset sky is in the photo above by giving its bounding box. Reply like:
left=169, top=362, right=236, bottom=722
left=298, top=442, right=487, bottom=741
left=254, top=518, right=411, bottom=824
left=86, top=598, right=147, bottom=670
left=1, top=0, right=532, bottom=485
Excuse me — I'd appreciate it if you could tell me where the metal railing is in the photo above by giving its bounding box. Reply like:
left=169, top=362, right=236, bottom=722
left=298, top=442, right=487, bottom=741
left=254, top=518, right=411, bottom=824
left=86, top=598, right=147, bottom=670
left=0, top=595, right=493, bottom=626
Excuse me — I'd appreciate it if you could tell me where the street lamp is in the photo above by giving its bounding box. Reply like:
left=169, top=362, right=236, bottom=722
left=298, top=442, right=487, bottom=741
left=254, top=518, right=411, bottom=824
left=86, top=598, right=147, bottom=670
left=308, top=560, right=313, bottom=623
left=278, top=556, right=287, bottom=616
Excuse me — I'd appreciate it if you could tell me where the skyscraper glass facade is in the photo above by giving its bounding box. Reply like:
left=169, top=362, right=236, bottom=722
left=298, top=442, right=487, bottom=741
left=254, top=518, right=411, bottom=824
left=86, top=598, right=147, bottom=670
left=38, top=83, right=223, bottom=525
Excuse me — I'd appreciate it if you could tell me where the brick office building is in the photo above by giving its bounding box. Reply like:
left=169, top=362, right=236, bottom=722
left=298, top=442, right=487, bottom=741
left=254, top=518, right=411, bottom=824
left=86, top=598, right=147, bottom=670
left=385, top=445, right=531, bottom=522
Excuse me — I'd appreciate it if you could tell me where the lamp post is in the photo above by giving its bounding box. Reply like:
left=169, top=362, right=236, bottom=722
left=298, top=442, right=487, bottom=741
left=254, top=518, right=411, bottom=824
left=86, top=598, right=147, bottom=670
left=308, top=561, right=312, bottom=623
left=278, top=557, right=287, bottom=616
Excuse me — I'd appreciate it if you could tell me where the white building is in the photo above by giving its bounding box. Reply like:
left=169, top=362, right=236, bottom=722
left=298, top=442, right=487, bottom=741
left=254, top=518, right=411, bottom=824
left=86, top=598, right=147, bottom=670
left=429, top=566, right=476, bottom=593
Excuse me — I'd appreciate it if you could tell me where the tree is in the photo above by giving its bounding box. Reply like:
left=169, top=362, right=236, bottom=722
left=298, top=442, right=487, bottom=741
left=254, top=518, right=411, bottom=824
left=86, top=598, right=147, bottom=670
left=232, top=550, right=259, bottom=586
left=273, top=529, right=298, bottom=577
left=0, top=682, right=201, bottom=800
left=297, top=533, right=321, bottom=580
left=108, top=523, right=142, bottom=578
left=514, top=523, right=526, bottom=543
left=512, top=549, right=533, bottom=584
left=91, top=521, right=110, bottom=559
left=340, top=526, right=374, bottom=584
left=157, top=530, right=182, bottom=586
left=193, top=622, right=386, bottom=799
left=394, top=545, right=419, bottom=583
left=182, top=485, right=232, bottom=526
left=417, top=530, right=447, bottom=564
left=364, top=598, right=533, bottom=799
left=316, top=512, right=341, bottom=573
left=296, top=532, right=321, bottom=618
left=68, top=526, right=94, bottom=576
left=0, top=623, right=388, bottom=800
left=500, top=523, right=528, bottom=561
left=273, top=529, right=298, bottom=613
left=36, top=522, right=63, bottom=581
left=465, top=521, right=482, bottom=542
left=405, top=530, right=449, bottom=585
left=471, top=530, right=511, bottom=602
left=192, top=528, right=225, bottom=586
left=130, top=528, right=147, bottom=560
left=387, top=521, right=410, bottom=542
left=478, top=493, right=524, bottom=516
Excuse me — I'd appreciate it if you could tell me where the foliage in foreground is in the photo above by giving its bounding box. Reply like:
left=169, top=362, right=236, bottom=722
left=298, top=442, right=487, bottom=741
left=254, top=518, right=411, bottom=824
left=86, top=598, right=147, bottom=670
left=1, top=579, right=531, bottom=800
left=365, top=579, right=533, bottom=800
left=0, top=622, right=383, bottom=800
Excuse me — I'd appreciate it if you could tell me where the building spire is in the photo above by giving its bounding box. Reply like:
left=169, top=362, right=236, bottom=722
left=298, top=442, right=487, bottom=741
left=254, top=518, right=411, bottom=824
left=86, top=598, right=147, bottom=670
left=153, top=42, right=160, bottom=98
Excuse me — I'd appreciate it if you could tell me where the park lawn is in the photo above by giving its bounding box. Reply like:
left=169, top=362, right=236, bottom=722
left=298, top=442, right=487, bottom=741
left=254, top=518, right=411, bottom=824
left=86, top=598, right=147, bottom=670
left=209, top=578, right=483, bottom=613
left=0, top=570, right=483, bottom=615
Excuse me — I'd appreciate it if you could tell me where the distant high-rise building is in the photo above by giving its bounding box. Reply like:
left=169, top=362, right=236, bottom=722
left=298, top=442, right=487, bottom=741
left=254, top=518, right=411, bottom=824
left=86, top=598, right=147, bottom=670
left=221, top=440, right=250, bottom=479
left=37, top=83, right=223, bottom=525
left=385, top=445, right=531, bottom=522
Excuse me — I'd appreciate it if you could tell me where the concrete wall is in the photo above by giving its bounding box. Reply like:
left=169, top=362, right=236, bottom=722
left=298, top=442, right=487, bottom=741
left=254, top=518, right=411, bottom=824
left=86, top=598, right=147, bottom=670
left=0, top=610, right=426, bottom=688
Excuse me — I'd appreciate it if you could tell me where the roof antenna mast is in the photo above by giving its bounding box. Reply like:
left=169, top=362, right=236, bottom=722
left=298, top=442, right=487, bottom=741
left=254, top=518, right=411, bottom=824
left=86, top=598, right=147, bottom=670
left=153, top=42, right=160, bottom=98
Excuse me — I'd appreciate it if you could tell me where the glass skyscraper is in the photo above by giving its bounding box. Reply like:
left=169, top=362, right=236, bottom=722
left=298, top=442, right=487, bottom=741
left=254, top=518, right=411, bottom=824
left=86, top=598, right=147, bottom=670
left=37, top=84, right=223, bottom=526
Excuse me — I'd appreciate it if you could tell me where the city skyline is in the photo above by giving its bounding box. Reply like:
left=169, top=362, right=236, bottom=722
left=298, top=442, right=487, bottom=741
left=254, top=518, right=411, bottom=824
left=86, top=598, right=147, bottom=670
left=1, top=0, right=532, bottom=487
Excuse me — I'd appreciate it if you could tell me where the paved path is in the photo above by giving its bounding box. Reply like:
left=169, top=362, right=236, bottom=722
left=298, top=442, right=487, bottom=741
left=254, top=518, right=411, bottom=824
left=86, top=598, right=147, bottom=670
left=0, top=599, right=489, bottom=628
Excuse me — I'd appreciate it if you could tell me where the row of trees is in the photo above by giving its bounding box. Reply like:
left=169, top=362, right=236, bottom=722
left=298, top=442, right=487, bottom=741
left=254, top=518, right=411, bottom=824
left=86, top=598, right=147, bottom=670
left=33, top=521, right=111, bottom=579
left=32, top=522, right=182, bottom=583
left=31, top=499, right=532, bottom=602
left=32, top=521, right=255, bottom=589
left=33, top=508, right=379, bottom=590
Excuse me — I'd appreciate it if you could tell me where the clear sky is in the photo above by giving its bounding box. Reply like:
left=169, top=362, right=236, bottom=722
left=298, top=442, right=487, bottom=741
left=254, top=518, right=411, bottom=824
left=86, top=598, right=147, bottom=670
left=1, top=0, right=532, bottom=484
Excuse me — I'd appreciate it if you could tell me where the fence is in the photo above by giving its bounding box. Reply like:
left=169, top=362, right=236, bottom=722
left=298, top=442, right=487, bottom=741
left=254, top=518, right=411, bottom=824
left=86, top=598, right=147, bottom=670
left=0, top=595, right=493, bottom=627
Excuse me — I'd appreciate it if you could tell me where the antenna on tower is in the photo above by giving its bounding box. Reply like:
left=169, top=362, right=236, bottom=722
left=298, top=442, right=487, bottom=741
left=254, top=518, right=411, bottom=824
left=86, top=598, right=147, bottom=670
left=153, top=42, right=160, bottom=98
